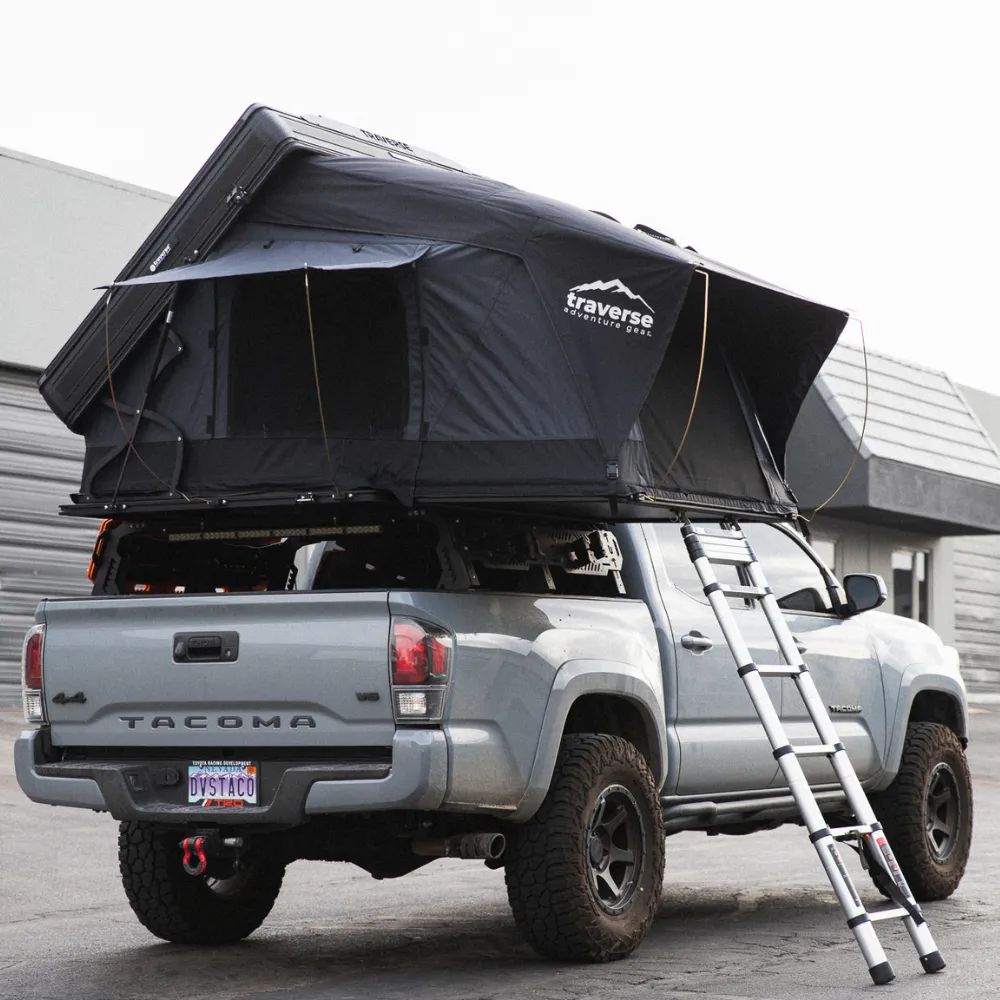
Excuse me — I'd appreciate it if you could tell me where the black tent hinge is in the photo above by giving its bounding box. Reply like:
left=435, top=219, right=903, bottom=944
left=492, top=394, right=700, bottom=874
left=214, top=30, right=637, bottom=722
left=226, top=184, right=249, bottom=207
left=634, top=223, right=677, bottom=246
left=606, top=460, right=619, bottom=481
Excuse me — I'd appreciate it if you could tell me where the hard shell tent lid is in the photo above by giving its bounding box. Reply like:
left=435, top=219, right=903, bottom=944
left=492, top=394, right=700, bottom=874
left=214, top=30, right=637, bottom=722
left=59, top=149, right=848, bottom=521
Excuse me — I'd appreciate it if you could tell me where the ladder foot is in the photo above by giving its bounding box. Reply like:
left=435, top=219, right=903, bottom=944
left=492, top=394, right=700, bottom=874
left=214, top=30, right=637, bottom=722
left=869, top=961, right=895, bottom=985
left=920, top=951, right=946, bottom=974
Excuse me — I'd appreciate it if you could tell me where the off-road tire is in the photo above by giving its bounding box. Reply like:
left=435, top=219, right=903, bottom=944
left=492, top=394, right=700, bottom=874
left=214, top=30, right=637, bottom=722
left=504, top=733, right=665, bottom=962
left=118, top=821, right=286, bottom=943
left=868, top=722, right=972, bottom=902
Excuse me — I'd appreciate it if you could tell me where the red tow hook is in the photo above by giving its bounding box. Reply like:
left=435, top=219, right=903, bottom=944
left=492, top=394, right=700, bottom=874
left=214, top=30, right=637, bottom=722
left=181, top=836, right=208, bottom=876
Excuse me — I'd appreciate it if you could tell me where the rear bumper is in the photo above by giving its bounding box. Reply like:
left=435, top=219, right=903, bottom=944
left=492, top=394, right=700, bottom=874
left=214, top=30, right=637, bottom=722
left=15, top=730, right=107, bottom=811
left=14, top=728, right=447, bottom=825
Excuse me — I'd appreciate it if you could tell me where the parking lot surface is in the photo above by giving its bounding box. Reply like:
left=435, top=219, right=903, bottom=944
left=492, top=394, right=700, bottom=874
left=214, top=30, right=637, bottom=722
left=2, top=707, right=998, bottom=1000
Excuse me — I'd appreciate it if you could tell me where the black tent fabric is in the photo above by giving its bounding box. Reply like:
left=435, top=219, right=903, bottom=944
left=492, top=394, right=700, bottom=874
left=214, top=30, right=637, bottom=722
left=71, top=152, right=848, bottom=519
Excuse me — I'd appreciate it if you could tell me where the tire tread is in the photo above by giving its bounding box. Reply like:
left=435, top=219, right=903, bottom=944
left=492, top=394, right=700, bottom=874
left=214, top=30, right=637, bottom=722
left=868, top=721, right=972, bottom=902
left=504, top=733, right=664, bottom=962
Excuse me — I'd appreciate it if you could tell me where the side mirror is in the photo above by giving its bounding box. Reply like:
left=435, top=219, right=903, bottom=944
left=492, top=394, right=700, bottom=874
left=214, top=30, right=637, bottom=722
left=842, top=573, right=887, bottom=615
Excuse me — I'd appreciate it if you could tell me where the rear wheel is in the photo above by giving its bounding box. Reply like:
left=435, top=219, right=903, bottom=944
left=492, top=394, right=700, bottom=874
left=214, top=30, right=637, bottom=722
left=118, top=821, right=285, bottom=943
left=868, top=722, right=972, bottom=901
left=504, top=733, right=664, bottom=962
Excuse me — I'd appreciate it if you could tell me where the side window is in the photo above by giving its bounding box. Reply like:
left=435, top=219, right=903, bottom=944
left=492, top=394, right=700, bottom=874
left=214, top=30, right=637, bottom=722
left=742, top=523, right=834, bottom=613
left=652, top=524, right=750, bottom=609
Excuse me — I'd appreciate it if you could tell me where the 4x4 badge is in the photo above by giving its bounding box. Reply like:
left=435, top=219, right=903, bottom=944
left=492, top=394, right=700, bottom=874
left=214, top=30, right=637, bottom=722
left=52, top=691, right=87, bottom=705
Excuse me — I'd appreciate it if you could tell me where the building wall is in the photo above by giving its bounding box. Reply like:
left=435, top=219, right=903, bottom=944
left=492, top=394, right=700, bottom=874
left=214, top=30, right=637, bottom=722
left=951, top=385, right=1000, bottom=697
left=0, top=365, right=94, bottom=701
left=807, top=514, right=954, bottom=645
left=0, top=151, right=173, bottom=704
left=0, top=146, right=172, bottom=370
left=950, top=534, right=1000, bottom=697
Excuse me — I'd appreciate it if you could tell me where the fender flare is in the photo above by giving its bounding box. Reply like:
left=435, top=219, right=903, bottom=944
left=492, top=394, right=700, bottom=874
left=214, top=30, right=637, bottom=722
left=510, top=659, right=666, bottom=822
left=878, top=665, right=969, bottom=789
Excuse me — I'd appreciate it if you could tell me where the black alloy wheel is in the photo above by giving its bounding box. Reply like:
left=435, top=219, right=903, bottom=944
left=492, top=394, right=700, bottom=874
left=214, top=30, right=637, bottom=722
left=924, top=761, right=961, bottom=862
left=586, top=784, right=645, bottom=915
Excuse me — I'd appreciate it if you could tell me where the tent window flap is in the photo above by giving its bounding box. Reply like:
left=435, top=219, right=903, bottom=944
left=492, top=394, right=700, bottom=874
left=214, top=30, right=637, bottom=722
left=227, top=268, right=410, bottom=438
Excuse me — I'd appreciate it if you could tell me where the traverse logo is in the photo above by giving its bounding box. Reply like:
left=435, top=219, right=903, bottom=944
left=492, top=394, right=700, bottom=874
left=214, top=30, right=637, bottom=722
left=564, top=278, right=654, bottom=336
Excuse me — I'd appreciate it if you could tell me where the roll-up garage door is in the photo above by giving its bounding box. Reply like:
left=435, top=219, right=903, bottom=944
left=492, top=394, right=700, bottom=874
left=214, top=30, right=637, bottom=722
left=0, top=365, right=93, bottom=703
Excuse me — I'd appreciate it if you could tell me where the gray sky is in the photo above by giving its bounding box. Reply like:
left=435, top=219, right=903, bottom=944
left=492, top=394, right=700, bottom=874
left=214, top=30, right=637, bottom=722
left=2, top=2, right=996, bottom=389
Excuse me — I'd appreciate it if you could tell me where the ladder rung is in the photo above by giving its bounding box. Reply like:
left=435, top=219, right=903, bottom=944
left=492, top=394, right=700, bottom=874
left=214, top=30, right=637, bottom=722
left=830, top=824, right=872, bottom=839
left=719, top=584, right=768, bottom=599
left=868, top=907, right=909, bottom=923
left=698, top=534, right=750, bottom=549
left=690, top=527, right=743, bottom=539
left=756, top=663, right=803, bottom=677
left=792, top=744, right=838, bottom=757
left=697, top=533, right=749, bottom=547
left=704, top=552, right=755, bottom=566
left=700, top=546, right=754, bottom=565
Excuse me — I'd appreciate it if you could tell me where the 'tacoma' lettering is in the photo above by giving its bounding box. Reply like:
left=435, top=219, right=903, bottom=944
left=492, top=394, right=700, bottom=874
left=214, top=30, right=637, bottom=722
left=120, top=714, right=317, bottom=729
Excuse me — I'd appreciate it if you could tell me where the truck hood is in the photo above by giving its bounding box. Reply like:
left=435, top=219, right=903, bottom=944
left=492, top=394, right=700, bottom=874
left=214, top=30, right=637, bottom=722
left=861, top=610, right=960, bottom=676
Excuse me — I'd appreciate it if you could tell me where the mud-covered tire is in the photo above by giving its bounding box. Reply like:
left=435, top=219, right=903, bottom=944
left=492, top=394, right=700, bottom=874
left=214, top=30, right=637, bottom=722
left=504, top=733, right=665, bottom=962
left=868, top=722, right=972, bottom=902
left=118, top=821, right=286, bottom=944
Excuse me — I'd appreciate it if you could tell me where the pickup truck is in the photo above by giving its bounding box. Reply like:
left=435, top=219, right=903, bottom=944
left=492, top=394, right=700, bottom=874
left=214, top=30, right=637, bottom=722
left=15, top=511, right=972, bottom=963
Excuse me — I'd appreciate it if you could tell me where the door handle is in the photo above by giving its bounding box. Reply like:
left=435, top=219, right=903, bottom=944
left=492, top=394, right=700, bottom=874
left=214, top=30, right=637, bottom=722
left=681, top=631, right=714, bottom=653
left=792, top=635, right=807, bottom=654
left=173, top=631, right=240, bottom=663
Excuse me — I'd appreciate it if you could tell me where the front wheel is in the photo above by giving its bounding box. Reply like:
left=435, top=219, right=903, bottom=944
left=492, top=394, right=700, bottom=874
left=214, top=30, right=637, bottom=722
left=868, top=721, right=972, bottom=901
left=118, top=821, right=286, bottom=944
left=504, top=733, right=665, bottom=962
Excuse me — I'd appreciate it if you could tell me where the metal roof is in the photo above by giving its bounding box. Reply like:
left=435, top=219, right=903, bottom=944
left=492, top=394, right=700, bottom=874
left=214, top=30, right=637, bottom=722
left=814, top=342, right=1000, bottom=486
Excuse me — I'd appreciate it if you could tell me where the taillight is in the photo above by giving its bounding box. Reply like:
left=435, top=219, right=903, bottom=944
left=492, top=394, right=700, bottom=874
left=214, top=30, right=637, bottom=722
left=87, top=518, right=118, bottom=582
left=390, top=617, right=453, bottom=723
left=392, top=621, right=431, bottom=684
left=21, top=624, right=45, bottom=723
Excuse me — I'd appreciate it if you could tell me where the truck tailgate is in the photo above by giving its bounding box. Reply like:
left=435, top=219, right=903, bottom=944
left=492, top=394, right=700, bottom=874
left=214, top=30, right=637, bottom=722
left=39, top=591, right=394, bottom=748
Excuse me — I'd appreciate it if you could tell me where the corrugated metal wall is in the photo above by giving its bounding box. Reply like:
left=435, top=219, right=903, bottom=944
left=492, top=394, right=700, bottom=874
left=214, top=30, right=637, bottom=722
left=0, top=366, right=93, bottom=703
left=953, top=535, right=1000, bottom=697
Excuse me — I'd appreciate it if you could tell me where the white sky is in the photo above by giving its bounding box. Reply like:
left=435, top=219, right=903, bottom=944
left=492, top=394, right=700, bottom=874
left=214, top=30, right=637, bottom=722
left=1, top=2, right=997, bottom=389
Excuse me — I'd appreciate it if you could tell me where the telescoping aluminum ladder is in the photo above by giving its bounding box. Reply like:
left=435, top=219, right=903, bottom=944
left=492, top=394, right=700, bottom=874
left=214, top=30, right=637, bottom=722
left=680, top=518, right=946, bottom=985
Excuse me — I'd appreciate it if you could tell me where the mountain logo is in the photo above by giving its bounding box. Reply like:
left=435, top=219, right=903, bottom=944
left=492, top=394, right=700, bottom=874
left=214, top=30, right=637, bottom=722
left=569, top=278, right=655, bottom=313
left=565, top=277, right=655, bottom=336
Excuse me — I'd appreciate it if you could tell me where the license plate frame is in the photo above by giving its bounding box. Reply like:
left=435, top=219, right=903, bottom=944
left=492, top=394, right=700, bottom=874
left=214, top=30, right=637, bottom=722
left=187, top=760, right=258, bottom=808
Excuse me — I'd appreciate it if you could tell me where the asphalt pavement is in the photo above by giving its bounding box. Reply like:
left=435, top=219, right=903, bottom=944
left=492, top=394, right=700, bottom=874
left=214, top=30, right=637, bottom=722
left=2, top=707, right=998, bottom=1000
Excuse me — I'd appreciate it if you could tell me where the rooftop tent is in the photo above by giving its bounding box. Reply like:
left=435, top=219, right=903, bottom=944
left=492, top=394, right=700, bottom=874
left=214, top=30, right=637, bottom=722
left=62, top=151, right=848, bottom=520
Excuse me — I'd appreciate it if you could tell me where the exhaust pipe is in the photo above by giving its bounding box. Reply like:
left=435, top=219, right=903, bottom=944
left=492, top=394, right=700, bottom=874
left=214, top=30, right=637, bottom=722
left=411, top=833, right=506, bottom=861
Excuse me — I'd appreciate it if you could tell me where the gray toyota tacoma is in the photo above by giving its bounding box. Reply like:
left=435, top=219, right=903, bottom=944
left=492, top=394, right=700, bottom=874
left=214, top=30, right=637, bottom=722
left=15, top=511, right=971, bottom=961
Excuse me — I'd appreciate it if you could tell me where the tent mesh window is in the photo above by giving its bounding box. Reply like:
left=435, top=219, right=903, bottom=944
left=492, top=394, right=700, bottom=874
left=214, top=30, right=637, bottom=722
left=228, top=268, right=409, bottom=438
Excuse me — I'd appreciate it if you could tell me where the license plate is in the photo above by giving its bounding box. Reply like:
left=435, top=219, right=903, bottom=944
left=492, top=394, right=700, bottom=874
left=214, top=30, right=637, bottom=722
left=187, top=760, right=258, bottom=807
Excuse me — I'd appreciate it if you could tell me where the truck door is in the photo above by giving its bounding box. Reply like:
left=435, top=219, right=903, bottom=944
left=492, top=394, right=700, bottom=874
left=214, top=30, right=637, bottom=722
left=740, top=523, right=886, bottom=785
left=647, top=523, right=781, bottom=794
